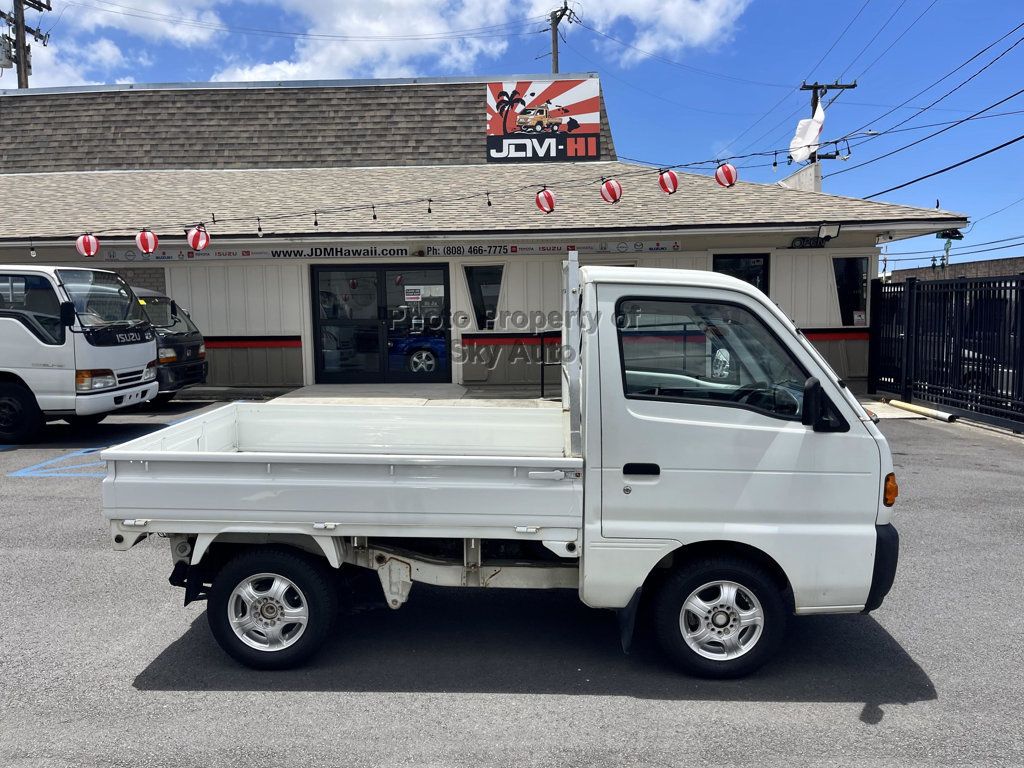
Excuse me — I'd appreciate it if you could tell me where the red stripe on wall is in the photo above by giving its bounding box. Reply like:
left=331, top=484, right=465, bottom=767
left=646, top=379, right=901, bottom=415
left=461, top=335, right=560, bottom=347
left=205, top=337, right=302, bottom=349
left=802, top=329, right=870, bottom=342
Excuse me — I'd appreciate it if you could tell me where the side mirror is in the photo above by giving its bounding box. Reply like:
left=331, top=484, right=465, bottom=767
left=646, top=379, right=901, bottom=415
left=801, top=377, right=822, bottom=428
left=59, top=301, right=77, bottom=328
left=170, top=300, right=180, bottom=317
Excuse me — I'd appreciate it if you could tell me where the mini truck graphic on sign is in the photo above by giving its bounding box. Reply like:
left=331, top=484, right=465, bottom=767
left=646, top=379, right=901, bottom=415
left=486, top=78, right=602, bottom=162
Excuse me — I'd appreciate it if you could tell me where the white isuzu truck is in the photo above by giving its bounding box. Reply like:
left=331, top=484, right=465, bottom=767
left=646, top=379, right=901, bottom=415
left=1, top=265, right=158, bottom=442
left=102, top=256, right=899, bottom=678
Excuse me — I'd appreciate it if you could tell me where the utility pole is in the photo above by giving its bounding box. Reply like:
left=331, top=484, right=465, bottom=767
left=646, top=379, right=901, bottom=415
left=548, top=1, right=572, bottom=74
left=1, top=0, right=51, bottom=89
left=799, top=80, right=856, bottom=162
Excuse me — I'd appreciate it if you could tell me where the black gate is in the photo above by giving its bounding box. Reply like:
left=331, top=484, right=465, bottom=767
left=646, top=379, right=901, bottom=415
left=869, top=275, right=1024, bottom=429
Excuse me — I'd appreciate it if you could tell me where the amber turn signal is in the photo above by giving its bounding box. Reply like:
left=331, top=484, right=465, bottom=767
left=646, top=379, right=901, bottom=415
left=883, top=473, right=899, bottom=507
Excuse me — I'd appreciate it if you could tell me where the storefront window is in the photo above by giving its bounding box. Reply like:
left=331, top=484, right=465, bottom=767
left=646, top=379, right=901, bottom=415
left=464, top=265, right=504, bottom=330
left=833, top=257, right=869, bottom=326
left=713, top=254, right=769, bottom=293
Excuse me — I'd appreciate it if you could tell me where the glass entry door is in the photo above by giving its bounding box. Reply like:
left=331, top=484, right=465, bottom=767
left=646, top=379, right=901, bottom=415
left=312, top=265, right=450, bottom=384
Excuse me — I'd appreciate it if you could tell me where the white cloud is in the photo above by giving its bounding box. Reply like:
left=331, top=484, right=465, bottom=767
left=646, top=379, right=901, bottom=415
left=10, top=42, right=96, bottom=89
left=551, top=0, right=752, bottom=64
left=57, top=0, right=226, bottom=46
left=213, top=0, right=516, bottom=82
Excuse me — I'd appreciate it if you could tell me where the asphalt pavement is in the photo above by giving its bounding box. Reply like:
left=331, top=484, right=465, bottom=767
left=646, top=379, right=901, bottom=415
left=1, top=404, right=1022, bottom=767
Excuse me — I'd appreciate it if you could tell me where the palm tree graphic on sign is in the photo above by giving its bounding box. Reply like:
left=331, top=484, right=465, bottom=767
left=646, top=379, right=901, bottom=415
left=495, top=89, right=526, bottom=136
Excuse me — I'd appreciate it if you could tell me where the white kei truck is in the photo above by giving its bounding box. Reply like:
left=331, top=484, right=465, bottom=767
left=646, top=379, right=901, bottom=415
left=102, top=255, right=899, bottom=678
left=1, top=265, right=158, bottom=443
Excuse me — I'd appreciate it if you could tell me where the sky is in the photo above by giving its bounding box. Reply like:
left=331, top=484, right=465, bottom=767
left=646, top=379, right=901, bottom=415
left=4, top=0, right=1023, bottom=270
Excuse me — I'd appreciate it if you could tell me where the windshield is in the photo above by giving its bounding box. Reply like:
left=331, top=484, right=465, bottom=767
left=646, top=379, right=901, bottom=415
left=140, top=296, right=199, bottom=333
left=57, top=269, right=148, bottom=328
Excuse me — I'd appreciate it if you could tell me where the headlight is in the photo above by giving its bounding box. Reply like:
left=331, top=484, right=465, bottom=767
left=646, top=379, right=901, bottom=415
left=76, top=369, right=117, bottom=392
left=198, top=343, right=206, bottom=360
left=158, top=347, right=177, bottom=363
left=142, top=361, right=158, bottom=382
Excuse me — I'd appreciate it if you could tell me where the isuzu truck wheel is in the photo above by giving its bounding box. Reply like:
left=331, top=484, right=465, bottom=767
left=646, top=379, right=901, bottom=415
left=207, top=547, right=336, bottom=670
left=0, top=383, right=42, bottom=443
left=654, top=557, right=786, bottom=678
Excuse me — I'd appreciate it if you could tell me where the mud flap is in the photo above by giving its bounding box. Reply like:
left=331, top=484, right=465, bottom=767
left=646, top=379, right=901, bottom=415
left=617, top=588, right=642, bottom=654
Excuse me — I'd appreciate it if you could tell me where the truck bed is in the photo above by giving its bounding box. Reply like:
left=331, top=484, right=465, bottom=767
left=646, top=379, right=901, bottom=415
left=101, top=403, right=583, bottom=543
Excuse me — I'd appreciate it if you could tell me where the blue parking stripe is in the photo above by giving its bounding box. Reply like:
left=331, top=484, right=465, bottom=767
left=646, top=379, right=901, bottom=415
left=9, top=448, right=107, bottom=478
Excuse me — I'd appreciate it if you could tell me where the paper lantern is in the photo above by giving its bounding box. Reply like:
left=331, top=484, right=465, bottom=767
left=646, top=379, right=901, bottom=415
left=715, top=163, right=738, bottom=188
left=600, top=178, right=623, bottom=204
left=658, top=170, right=679, bottom=195
left=75, top=234, right=100, bottom=257
left=136, top=229, right=159, bottom=254
left=187, top=226, right=210, bottom=251
left=535, top=187, right=556, bottom=214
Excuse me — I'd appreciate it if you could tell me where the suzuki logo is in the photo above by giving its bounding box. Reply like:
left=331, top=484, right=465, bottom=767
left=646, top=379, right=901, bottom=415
left=489, top=137, right=558, bottom=159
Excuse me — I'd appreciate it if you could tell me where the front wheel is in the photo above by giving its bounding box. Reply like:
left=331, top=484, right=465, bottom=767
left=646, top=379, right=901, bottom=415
left=408, top=349, right=437, bottom=374
left=654, top=557, right=787, bottom=678
left=0, top=383, right=43, bottom=443
left=207, top=547, right=337, bottom=670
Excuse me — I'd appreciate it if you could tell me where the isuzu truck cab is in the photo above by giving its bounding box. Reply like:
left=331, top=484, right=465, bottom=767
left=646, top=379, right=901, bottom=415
left=0, top=266, right=158, bottom=442
left=102, top=255, right=899, bottom=678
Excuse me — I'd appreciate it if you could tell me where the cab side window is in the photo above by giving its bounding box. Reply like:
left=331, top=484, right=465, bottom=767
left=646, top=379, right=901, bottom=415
left=617, top=297, right=807, bottom=420
left=0, top=274, right=65, bottom=345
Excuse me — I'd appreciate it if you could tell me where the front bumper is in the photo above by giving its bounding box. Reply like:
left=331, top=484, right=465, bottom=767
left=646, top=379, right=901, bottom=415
left=75, top=383, right=156, bottom=415
left=863, top=523, right=900, bottom=612
left=156, top=361, right=208, bottom=393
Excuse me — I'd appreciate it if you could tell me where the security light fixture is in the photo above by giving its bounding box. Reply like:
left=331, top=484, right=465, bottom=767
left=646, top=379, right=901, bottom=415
left=817, top=223, right=841, bottom=240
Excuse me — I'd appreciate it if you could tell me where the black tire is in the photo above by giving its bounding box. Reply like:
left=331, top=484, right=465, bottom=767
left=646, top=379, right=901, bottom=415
left=63, top=414, right=107, bottom=429
left=207, top=547, right=337, bottom=670
left=407, top=349, right=437, bottom=374
left=150, top=392, right=177, bottom=407
left=0, top=382, right=43, bottom=443
left=653, top=556, right=787, bottom=679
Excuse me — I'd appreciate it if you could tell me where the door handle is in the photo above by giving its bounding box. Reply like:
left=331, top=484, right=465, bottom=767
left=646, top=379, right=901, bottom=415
left=623, top=463, right=660, bottom=476
left=528, top=470, right=565, bottom=481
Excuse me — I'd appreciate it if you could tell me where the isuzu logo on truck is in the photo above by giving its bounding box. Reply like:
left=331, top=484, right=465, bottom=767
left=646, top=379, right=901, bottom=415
left=115, top=331, right=143, bottom=343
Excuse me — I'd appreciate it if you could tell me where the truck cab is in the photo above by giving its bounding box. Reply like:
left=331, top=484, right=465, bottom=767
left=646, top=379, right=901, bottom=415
left=133, top=288, right=208, bottom=405
left=0, top=265, right=157, bottom=442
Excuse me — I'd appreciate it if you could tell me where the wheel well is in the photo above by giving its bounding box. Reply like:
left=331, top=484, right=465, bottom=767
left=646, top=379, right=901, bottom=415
left=0, top=371, right=29, bottom=388
left=647, top=540, right=794, bottom=608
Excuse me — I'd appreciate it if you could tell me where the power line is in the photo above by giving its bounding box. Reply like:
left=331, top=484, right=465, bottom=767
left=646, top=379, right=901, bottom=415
left=575, top=21, right=791, bottom=89
left=884, top=239, right=1024, bottom=263
left=65, top=1, right=548, bottom=41
left=854, top=0, right=939, bottom=79
left=845, top=20, right=1024, bottom=137
left=838, top=0, right=909, bottom=79
left=865, top=131, right=1024, bottom=199
left=825, top=85, right=1024, bottom=178
left=882, top=234, right=1024, bottom=256
left=718, top=0, right=871, bottom=155
left=965, top=194, right=1024, bottom=233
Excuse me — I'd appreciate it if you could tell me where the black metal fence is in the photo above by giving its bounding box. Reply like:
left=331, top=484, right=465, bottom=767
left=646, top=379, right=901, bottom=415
left=869, top=274, right=1024, bottom=430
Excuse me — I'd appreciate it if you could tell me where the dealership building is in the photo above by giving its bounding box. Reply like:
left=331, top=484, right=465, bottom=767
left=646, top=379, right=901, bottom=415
left=0, top=75, right=967, bottom=389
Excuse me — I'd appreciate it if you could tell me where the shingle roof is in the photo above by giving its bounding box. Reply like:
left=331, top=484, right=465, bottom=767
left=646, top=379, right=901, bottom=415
left=0, top=76, right=616, bottom=173
left=0, top=160, right=966, bottom=241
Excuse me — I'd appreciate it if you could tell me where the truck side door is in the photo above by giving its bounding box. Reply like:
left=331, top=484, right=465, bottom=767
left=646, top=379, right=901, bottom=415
left=596, top=283, right=880, bottom=610
left=0, top=273, right=75, bottom=412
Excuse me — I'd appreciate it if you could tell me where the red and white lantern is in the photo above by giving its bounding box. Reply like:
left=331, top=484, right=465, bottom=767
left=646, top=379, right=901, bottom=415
left=187, top=226, right=210, bottom=251
left=135, top=229, right=159, bottom=254
left=394, top=274, right=405, bottom=287
left=349, top=278, right=359, bottom=290
left=75, top=234, right=100, bottom=257
left=715, top=163, right=738, bottom=188
left=535, top=187, right=556, bottom=214
left=599, top=178, right=623, bottom=204
left=658, top=169, right=679, bottom=195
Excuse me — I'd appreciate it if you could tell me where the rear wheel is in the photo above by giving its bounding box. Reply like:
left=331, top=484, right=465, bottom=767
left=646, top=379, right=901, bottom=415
left=408, top=349, right=437, bottom=374
left=654, top=557, right=786, bottom=678
left=0, top=383, right=43, bottom=443
left=207, top=547, right=337, bottom=670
